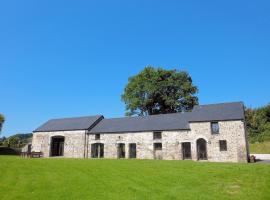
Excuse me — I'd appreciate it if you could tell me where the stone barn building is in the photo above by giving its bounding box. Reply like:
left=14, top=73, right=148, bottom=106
left=32, top=102, right=249, bottom=162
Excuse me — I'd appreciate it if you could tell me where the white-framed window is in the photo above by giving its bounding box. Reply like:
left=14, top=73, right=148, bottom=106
left=211, top=122, right=220, bottom=134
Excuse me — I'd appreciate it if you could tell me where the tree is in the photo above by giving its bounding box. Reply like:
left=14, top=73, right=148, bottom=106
left=8, top=136, right=21, bottom=148
left=122, top=66, right=198, bottom=116
left=0, top=133, right=32, bottom=148
left=0, top=114, right=5, bottom=134
left=245, top=104, right=270, bottom=143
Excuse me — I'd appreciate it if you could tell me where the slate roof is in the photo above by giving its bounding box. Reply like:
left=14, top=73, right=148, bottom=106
left=89, top=102, right=245, bottom=133
left=34, top=115, right=103, bottom=132
left=34, top=102, right=245, bottom=133
left=187, top=102, right=245, bottom=122
left=89, top=113, right=190, bottom=133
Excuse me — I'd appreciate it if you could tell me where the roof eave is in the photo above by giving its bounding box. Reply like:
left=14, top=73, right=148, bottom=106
left=89, top=128, right=191, bottom=134
left=188, top=118, right=244, bottom=123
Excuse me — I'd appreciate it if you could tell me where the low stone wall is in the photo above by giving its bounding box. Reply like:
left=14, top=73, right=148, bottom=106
left=0, top=147, right=20, bottom=155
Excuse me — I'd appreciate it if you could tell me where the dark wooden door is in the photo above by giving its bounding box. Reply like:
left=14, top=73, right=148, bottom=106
left=182, top=142, right=191, bottom=159
left=129, top=143, right=136, bottom=158
left=117, top=143, right=125, bottom=158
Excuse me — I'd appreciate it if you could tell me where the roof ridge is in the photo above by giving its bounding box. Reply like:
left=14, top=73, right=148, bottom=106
left=104, top=102, right=244, bottom=120
left=48, top=115, right=103, bottom=121
left=194, top=101, right=243, bottom=108
left=34, top=115, right=104, bottom=132
left=103, top=112, right=184, bottom=121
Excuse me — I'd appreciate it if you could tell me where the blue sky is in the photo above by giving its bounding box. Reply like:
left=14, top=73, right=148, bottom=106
left=1, top=1, right=270, bottom=136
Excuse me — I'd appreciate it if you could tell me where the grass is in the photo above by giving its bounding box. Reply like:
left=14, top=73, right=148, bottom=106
left=0, top=156, right=270, bottom=200
left=249, top=141, right=270, bottom=154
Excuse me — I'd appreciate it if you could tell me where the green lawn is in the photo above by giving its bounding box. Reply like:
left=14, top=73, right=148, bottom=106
left=0, top=156, right=269, bottom=200
left=250, top=141, right=270, bottom=154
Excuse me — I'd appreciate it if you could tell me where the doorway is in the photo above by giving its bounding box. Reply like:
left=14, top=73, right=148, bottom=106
left=129, top=143, right=136, bottom=158
left=197, top=138, right=207, bottom=160
left=91, top=143, right=104, bottom=158
left=182, top=142, right=191, bottom=160
left=50, top=136, right=65, bottom=157
left=153, top=143, right=162, bottom=160
left=117, top=143, right=125, bottom=158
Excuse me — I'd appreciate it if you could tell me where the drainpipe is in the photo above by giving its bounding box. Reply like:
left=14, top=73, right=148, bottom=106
left=242, top=103, right=250, bottom=162
left=83, top=131, right=87, bottom=158
left=86, top=131, right=90, bottom=158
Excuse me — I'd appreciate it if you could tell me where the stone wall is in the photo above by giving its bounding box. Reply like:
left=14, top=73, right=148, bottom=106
left=32, top=120, right=249, bottom=162
left=87, top=120, right=248, bottom=162
left=32, top=130, right=86, bottom=158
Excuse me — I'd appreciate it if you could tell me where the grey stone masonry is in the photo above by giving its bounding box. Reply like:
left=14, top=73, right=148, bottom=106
left=31, top=101, right=248, bottom=162
left=87, top=120, right=248, bottom=162
left=33, top=120, right=249, bottom=162
left=32, top=130, right=87, bottom=158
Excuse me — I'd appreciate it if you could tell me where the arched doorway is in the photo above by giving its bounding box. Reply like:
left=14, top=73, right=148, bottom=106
left=50, top=136, right=65, bottom=157
left=197, top=138, right=207, bottom=160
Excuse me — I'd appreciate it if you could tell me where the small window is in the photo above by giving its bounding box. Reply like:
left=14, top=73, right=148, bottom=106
left=95, top=134, right=100, bottom=140
left=219, top=140, right=227, bottom=151
left=153, top=132, right=162, bottom=140
left=154, top=143, right=162, bottom=150
left=211, top=122, right=219, bottom=134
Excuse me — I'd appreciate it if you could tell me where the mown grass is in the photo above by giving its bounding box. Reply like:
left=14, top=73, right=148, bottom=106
left=0, top=156, right=269, bottom=200
left=249, top=141, right=270, bottom=154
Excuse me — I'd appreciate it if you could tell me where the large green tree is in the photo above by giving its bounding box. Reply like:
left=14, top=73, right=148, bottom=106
left=245, top=104, right=270, bottom=143
left=122, top=66, right=198, bottom=116
left=0, top=114, right=5, bottom=134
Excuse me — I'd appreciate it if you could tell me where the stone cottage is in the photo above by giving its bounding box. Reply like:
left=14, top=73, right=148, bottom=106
left=32, top=102, right=249, bottom=162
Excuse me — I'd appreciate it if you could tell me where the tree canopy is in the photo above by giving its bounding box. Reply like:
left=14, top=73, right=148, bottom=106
left=245, top=104, right=270, bottom=143
left=122, top=66, right=198, bottom=116
left=0, top=133, right=32, bottom=148
left=0, top=114, right=5, bottom=134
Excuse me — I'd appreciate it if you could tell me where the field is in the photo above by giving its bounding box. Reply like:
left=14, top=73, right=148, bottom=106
left=0, top=156, right=269, bottom=200
left=249, top=140, right=270, bottom=154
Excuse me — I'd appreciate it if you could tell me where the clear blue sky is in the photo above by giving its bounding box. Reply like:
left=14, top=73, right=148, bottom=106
left=1, top=1, right=270, bottom=136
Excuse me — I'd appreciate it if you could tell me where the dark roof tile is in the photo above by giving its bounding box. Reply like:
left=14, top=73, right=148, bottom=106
left=34, top=102, right=245, bottom=133
left=34, top=115, right=103, bottom=132
left=90, top=102, right=245, bottom=133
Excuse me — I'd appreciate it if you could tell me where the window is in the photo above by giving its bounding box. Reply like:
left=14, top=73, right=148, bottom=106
left=153, top=132, right=162, bottom=140
left=211, top=122, right=219, bottom=134
left=95, top=134, right=100, bottom=140
left=154, top=143, right=162, bottom=150
left=219, top=140, right=227, bottom=151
